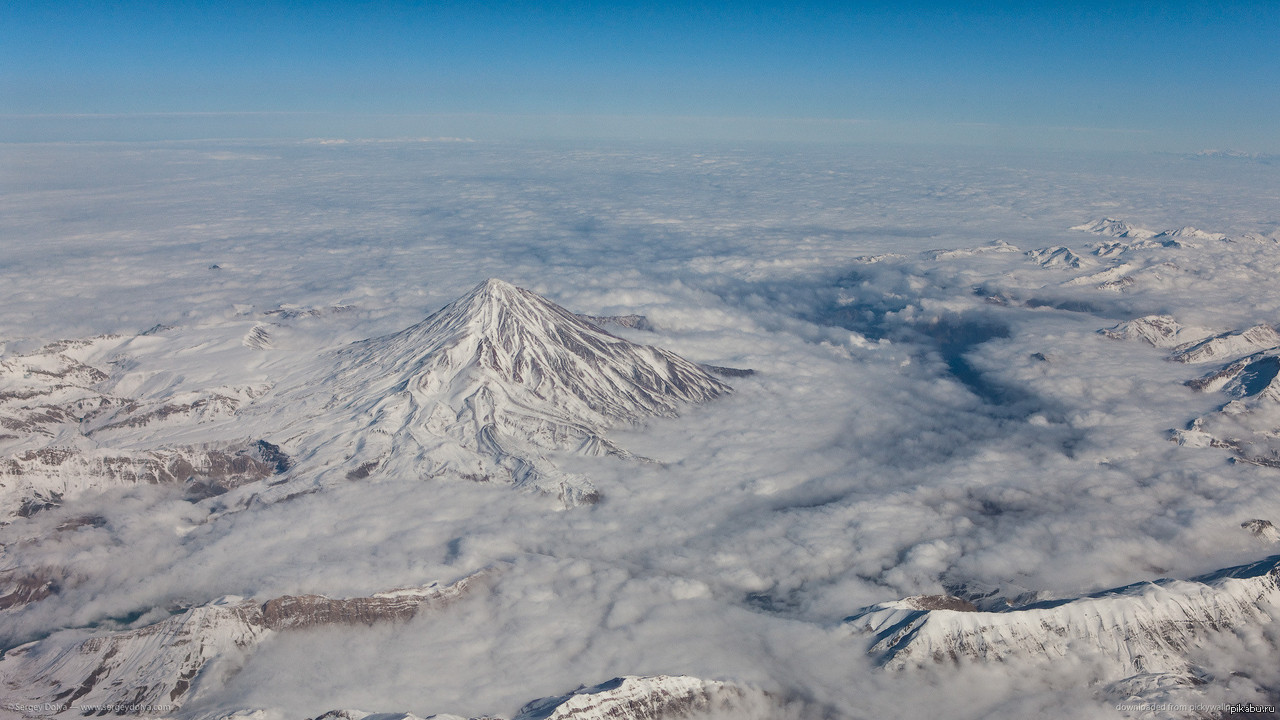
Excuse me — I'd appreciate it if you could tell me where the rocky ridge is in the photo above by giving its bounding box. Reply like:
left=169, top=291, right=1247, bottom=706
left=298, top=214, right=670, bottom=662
left=0, top=339, right=288, bottom=520
left=847, top=554, right=1280, bottom=711
left=302, top=675, right=770, bottom=720
left=0, top=572, right=488, bottom=714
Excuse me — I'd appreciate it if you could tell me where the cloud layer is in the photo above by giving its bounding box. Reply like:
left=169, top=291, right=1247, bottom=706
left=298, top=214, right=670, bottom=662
left=2, top=140, right=1280, bottom=718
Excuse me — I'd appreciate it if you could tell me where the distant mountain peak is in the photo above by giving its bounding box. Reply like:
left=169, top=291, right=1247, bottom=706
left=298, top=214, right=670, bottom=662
left=1071, top=217, right=1157, bottom=239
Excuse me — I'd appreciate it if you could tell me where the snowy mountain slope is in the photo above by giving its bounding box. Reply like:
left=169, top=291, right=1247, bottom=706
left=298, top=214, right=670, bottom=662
left=259, top=279, right=731, bottom=507
left=1064, top=262, right=1141, bottom=290
left=0, top=572, right=487, bottom=714
left=0, top=441, right=288, bottom=518
left=1089, top=241, right=1144, bottom=258
left=1152, top=226, right=1227, bottom=246
left=239, top=304, right=357, bottom=352
left=924, top=240, right=1020, bottom=260
left=0, top=340, right=289, bottom=519
left=81, top=384, right=270, bottom=440
left=511, top=676, right=760, bottom=720
left=0, top=596, right=269, bottom=714
left=242, top=324, right=275, bottom=350
left=303, top=676, right=768, bottom=720
left=1101, top=315, right=1217, bottom=349
left=1026, top=246, right=1094, bottom=270
left=1175, top=349, right=1280, bottom=466
left=1095, top=314, right=1280, bottom=466
left=1170, top=325, right=1280, bottom=364
left=0, top=338, right=122, bottom=449
left=335, top=280, right=728, bottom=427
left=846, top=554, right=1280, bottom=683
left=1186, top=350, right=1280, bottom=398
left=1072, top=263, right=1184, bottom=294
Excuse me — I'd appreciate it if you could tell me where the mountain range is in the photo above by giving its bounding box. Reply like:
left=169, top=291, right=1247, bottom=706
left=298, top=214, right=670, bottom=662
left=0, top=279, right=732, bottom=518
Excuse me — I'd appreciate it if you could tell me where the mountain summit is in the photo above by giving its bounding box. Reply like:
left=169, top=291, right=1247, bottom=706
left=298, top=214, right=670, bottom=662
left=350, top=278, right=728, bottom=424
left=285, top=279, right=732, bottom=506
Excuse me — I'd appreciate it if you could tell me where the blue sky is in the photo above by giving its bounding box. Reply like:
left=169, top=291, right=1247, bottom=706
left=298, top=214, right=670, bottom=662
left=3, top=1, right=1278, bottom=150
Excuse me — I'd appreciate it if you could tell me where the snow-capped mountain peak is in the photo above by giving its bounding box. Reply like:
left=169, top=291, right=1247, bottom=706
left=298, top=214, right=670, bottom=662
left=268, top=280, right=733, bottom=506
left=345, top=278, right=729, bottom=421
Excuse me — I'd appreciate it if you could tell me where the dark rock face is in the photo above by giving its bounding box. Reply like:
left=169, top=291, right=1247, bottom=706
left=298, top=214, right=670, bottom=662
left=254, top=439, right=291, bottom=474
left=1243, top=519, right=1280, bottom=543
left=700, top=364, right=755, bottom=378
left=345, top=459, right=381, bottom=480
left=17, top=491, right=63, bottom=518
left=261, top=587, right=461, bottom=630
left=901, top=595, right=978, bottom=612
left=576, top=314, right=655, bottom=332
left=0, top=569, right=61, bottom=610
